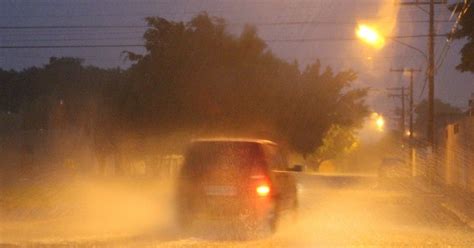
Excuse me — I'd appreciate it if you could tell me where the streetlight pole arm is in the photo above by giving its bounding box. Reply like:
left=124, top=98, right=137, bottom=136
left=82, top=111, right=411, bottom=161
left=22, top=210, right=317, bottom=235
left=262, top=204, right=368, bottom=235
left=390, top=38, right=429, bottom=62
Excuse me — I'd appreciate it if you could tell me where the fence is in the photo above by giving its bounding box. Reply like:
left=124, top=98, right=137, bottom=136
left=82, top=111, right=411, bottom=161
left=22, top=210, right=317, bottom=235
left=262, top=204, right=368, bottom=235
left=434, top=117, right=474, bottom=192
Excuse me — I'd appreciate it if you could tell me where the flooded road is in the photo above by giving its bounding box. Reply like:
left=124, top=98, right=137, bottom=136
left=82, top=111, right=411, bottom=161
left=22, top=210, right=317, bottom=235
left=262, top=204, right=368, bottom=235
left=2, top=175, right=473, bottom=247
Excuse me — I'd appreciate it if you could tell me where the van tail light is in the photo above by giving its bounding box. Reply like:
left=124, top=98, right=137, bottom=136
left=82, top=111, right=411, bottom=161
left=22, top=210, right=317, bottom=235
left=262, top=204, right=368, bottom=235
left=250, top=166, right=271, bottom=197
left=256, top=184, right=271, bottom=197
left=251, top=175, right=271, bottom=197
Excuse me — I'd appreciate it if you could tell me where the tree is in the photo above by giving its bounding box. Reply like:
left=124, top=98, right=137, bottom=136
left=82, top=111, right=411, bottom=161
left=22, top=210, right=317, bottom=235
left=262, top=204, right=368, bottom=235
left=0, top=69, right=18, bottom=113
left=280, top=62, right=368, bottom=156
left=0, top=58, right=128, bottom=175
left=0, top=13, right=370, bottom=175
left=308, top=125, right=359, bottom=168
left=123, top=13, right=369, bottom=157
left=414, top=99, right=462, bottom=135
left=0, top=57, right=124, bottom=131
left=449, top=1, right=474, bottom=72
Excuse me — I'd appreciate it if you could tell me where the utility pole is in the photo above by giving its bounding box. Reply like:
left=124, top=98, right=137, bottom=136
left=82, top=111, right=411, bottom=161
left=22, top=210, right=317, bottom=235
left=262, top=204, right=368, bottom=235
left=387, top=87, right=409, bottom=134
left=399, top=0, right=446, bottom=147
left=391, top=68, right=422, bottom=177
left=469, top=93, right=474, bottom=117
left=390, top=68, right=422, bottom=139
left=428, top=0, right=436, bottom=147
left=399, top=0, right=446, bottom=182
left=402, top=87, right=406, bottom=133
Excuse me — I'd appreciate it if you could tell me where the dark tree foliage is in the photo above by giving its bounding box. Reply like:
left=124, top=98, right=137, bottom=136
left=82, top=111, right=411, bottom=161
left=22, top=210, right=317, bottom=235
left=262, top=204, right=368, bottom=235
left=0, top=57, right=123, bottom=130
left=449, top=1, right=474, bottom=72
left=0, top=13, right=368, bottom=158
left=0, top=69, right=18, bottom=113
left=122, top=13, right=369, bottom=156
left=415, top=99, right=463, bottom=135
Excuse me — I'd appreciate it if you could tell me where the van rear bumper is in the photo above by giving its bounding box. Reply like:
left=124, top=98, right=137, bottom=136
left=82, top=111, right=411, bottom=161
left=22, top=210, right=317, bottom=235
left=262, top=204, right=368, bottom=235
left=197, top=196, right=274, bottom=221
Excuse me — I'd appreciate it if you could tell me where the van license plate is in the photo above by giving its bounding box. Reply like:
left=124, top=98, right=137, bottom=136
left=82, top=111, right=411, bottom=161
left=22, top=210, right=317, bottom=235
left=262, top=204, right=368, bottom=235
left=205, top=185, right=237, bottom=196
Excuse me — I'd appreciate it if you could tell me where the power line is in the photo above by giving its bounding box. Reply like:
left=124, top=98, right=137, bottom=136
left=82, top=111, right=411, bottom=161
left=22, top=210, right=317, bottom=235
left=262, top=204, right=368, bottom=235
left=42, top=33, right=449, bottom=40
left=0, top=25, right=148, bottom=30
left=435, top=1, right=472, bottom=71
left=2, top=30, right=146, bottom=38
left=2, top=37, right=143, bottom=43
left=0, top=34, right=450, bottom=49
left=0, top=45, right=144, bottom=49
left=0, top=19, right=456, bottom=30
left=0, top=4, right=451, bottom=20
left=265, top=34, right=447, bottom=42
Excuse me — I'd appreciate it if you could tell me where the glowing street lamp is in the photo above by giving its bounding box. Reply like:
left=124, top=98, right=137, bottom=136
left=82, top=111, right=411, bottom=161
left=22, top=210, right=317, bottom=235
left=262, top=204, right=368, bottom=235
left=375, top=115, right=385, bottom=131
left=356, top=24, right=385, bottom=49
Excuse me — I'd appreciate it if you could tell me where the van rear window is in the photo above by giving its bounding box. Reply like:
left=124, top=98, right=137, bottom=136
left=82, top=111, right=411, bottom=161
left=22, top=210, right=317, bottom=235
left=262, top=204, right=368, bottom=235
left=181, top=142, right=265, bottom=178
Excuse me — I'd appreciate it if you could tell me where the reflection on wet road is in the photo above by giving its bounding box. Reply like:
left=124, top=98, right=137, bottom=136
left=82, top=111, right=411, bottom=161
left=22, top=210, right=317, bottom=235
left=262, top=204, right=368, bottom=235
left=2, top=175, right=474, bottom=247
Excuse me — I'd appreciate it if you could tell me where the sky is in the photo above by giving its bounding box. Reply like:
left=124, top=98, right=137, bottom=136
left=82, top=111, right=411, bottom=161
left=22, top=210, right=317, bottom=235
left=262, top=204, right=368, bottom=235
left=1, top=0, right=474, bottom=119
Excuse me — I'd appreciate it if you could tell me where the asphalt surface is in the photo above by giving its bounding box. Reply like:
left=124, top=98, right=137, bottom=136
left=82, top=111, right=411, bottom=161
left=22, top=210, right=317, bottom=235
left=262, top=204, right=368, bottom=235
left=2, top=175, right=474, bottom=247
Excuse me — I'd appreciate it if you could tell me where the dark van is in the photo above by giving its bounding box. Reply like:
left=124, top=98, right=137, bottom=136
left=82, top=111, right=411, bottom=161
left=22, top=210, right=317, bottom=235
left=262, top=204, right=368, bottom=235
left=176, top=138, right=298, bottom=234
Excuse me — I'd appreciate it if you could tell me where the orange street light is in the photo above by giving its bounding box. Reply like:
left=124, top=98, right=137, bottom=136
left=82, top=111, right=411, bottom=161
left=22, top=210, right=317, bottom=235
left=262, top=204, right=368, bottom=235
left=356, top=24, right=385, bottom=49
left=375, top=115, right=385, bottom=131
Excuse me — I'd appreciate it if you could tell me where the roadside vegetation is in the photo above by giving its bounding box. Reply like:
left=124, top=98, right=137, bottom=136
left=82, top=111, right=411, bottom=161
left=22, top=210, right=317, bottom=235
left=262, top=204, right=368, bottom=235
left=0, top=14, right=369, bottom=176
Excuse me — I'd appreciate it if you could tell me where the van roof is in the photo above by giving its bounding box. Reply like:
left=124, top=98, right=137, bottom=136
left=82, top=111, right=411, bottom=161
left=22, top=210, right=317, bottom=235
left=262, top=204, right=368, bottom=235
left=192, top=138, right=277, bottom=146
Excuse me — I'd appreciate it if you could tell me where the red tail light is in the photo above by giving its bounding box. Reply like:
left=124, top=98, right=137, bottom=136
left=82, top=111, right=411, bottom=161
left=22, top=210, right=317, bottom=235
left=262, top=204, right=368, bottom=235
left=256, top=184, right=271, bottom=197
left=250, top=166, right=271, bottom=197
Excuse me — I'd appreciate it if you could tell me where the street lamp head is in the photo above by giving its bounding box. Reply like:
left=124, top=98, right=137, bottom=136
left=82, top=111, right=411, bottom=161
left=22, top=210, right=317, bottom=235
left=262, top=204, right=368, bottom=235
left=356, top=24, right=385, bottom=49
left=376, top=115, right=385, bottom=131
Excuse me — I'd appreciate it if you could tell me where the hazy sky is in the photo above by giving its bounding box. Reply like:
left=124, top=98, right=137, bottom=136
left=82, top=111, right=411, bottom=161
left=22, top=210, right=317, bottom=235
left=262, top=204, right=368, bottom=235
left=1, top=0, right=473, bottom=116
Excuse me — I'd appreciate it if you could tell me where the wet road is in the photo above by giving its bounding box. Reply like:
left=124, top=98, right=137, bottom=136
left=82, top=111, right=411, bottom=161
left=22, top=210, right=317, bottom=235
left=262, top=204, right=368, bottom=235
left=2, top=175, right=474, bottom=247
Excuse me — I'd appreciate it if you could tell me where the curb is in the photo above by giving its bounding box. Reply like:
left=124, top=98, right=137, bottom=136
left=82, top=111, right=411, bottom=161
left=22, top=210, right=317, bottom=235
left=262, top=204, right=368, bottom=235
left=441, top=202, right=474, bottom=230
